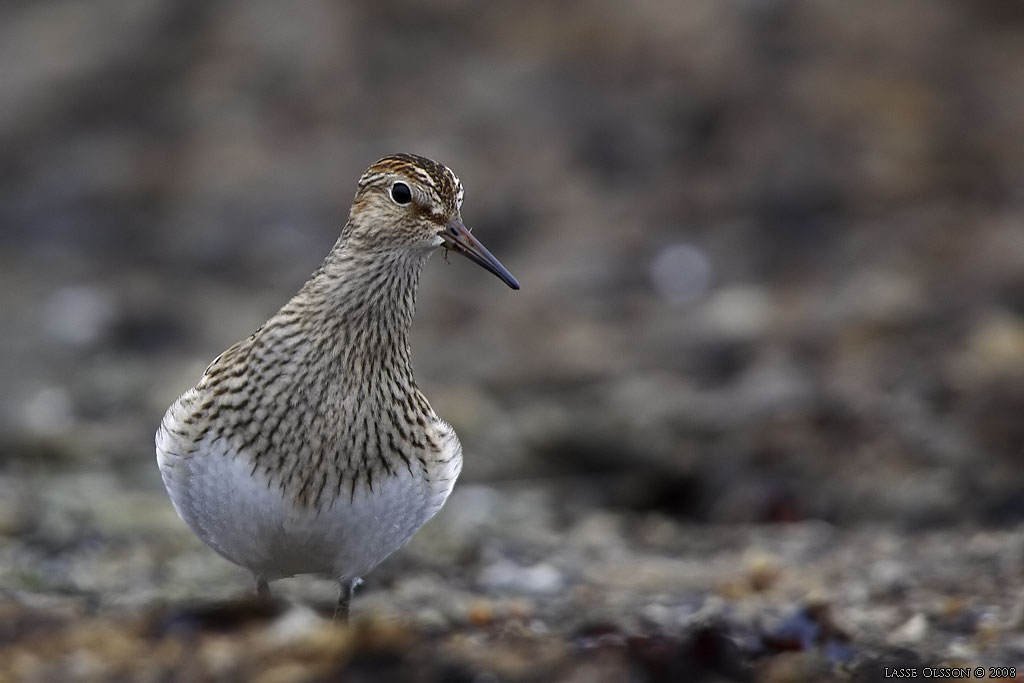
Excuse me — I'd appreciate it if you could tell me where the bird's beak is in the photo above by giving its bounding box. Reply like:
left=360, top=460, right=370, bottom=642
left=441, top=216, right=520, bottom=290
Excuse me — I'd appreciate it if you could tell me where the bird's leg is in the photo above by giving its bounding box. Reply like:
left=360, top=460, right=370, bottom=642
left=255, top=576, right=270, bottom=599
left=333, top=578, right=358, bottom=623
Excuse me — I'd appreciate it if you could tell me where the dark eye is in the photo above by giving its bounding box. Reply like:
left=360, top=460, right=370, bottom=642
left=390, top=182, right=412, bottom=205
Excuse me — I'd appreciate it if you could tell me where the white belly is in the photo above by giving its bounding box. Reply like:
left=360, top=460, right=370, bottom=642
left=157, top=428, right=462, bottom=582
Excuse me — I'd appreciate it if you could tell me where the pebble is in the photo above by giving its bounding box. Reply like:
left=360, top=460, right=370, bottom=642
left=478, top=559, right=564, bottom=595
left=649, top=242, right=713, bottom=306
left=892, top=613, right=927, bottom=643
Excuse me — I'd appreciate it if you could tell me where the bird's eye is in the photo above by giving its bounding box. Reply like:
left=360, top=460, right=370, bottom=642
left=390, top=182, right=412, bottom=205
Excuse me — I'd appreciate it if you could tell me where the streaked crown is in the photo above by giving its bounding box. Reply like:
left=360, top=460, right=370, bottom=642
left=357, top=153, right=463, bottom=217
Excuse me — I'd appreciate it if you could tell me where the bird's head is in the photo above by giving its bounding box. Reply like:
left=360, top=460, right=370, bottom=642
left=348, top=153, right=519, bottom=290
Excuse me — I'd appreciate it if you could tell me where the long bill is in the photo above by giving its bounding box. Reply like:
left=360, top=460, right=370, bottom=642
left=441, top=217, right=520, bottom=290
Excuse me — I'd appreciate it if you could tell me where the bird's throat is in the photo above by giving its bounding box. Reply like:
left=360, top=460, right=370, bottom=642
left=299, top=240, right=431, bottom=388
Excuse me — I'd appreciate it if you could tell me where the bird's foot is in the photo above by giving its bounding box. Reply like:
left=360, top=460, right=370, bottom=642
left=333, top=578, right=360, bottom=624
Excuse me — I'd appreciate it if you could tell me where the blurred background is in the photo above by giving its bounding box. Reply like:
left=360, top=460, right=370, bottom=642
left=2, top=0, right=1024, bottom=679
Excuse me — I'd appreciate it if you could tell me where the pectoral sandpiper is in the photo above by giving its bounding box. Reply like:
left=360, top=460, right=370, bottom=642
left=156, top=154, right=518, bottom=619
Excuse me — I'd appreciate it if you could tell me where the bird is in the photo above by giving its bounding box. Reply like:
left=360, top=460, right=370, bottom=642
left=156, top=153, right=519, bottom=620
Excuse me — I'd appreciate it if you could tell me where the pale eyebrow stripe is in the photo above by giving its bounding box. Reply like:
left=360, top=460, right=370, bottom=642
left=412, top=168, right=437, bottom=190
left=441, top=165, right=464, bottom=209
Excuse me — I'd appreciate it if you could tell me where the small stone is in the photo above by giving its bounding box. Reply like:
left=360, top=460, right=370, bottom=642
left=963, top=310, right=1024, bottom=376
left=892, top=613, right=927, bottom=643
left=649, top=242, right=713, bottom=306
left=22, top=386, right=74, bottom=437
left=640, top=602, right=673, bottom=628
left=701, top=286, right=773, bottom=339
left=467, top=600, right=495, bottom=626
left=268, top=604, right=325, bottom=644
left=478, top=560, right=564, bottom=596
left=43, top=284, right=118, bottom=347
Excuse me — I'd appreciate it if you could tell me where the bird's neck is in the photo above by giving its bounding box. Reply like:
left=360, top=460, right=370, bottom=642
left=293, top=236, right=431, bottom=385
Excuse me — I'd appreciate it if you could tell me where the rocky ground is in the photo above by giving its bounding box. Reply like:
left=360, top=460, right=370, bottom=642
left=2, top=1, right=1024, bottom=680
